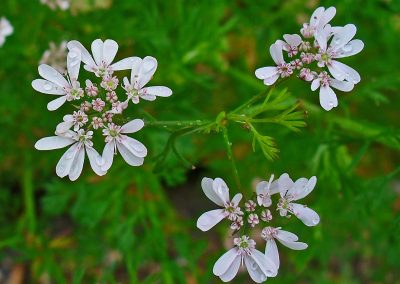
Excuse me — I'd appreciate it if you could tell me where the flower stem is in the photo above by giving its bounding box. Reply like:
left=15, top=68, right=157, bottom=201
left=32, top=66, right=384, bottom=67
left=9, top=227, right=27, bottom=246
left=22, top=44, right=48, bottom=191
left=222, top=127, right=242, bottom=191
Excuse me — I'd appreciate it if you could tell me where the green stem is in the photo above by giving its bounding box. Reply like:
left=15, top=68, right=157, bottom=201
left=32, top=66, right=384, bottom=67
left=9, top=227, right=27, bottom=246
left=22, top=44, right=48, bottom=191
left=222, top=127, right=242, bottom=191
left=144, top=119, right=212, bottom=128
left=23, top=159, right=36, bottom=233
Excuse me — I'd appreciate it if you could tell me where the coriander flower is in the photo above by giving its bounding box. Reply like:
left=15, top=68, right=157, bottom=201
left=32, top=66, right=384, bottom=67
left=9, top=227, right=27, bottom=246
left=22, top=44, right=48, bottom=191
left=277, top=174, right=320, bottom=226
left=197, top=177, right=243, bottom=232
left=300, top=7, right=336, bottom=38
left=35, top=130, right=105, bottom=181
left=213, top=236, right=277, bottom=283
left=67, top=39, right=137, bottom=78
left=122, top=56, right=173, bottom=104
left=255, top=43, right=293, bottom=86
left=56, top=110, right=88, bottom=133
left=262, top=226, right=308, bottom=269
left=0, top=17, right=13, bottom=47
left=256, top=174, right=280, bottom=207
left=32, top=48, right=83, bottom=110
left=275, top=34, right=302, bottom=57
left=101, top=119, right=148, bottom=172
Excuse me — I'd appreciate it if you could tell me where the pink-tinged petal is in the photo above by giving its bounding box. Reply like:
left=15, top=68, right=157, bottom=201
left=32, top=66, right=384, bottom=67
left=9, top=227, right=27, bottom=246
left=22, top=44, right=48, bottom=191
left=141, top=86, right=172, bottom=97
left=102, top=39, right=118, bottom=65
left=231, top=193, right=243, bottom=207
left=112, top=56, right=141, bottom=71
left=319, top=7, right=336, bottom=27
left=67, top=48, right=81, bottom=80
left=213, top=178, right=230, bottom=204
left=334, top=39, right=364, bottom=58
left=101, top=141, right=115, bottom=171
left=277, top=173, right=294, bottom=197
left=269, top=43, right=284, bottom=65
left=68, top=144, right=85, bottom=181
left=213, top=248, right=240, bottom=277
left=56, top=121, right=74, bottom=134
left=116, top=141, right=144, bottom=166
left=319, top=85, right=338, bottom=111
left=86, top=146, right=106, bottom=176
left=119, top=136, right=147, bottom=158
left=32, top=79, right=65, bottom=95
left=331, top=24, right=357, bottom=50
left=47, top=96, right=67, bottom=111
left=310, top=7, right=325, bottom=26
left=287, top=177, right=308, bottom=198
left=138, top=56, right=158, bottom=89
left=197, top=209, right=225, bottom=232
left=328, top=60, right=361, bottom=83
left=56, top=142, right=79, bottom=178
left=255, top=66, right=278, bottom=80
left=91, top=39, right=104, bottom=66
left=283, top=34, right=302, bottom=47
left=311, top=79, right=321, bottom=91
left=201, top=177, right=225, bottom=206
left=219, top=253, right=241, bottom=282
left=291, top=203, right=320, bottom=226
left=263, top=74, right=279, bottom=86
left=67, top=40, right=96, bottom=67
left=330, top=79, right=354, bottom=92
left=35, top=136, right=75, bottom=150
left=265, top=239, right=280, bottom=269
left=121, top=119, right=145, bottom=134
left=38, top=64, right=69, bottom=88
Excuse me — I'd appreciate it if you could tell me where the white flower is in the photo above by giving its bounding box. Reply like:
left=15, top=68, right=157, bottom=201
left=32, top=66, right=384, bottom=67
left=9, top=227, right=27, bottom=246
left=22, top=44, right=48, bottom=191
left=255, top=43, right=293, bottom=86
left=122, top=56, right=172, bottom=104
left=101, top=119, right=148, bottom=171
left=32, top=48, right=83, bottom=111
left=275, top=34, right=302, bottom=57
left=311, top=71, right=354, bottom=111
left=277, top=173, right=320, bottom=226
left=247, top=213, right=259, bottom=227
left=67, top=39, right=137, bottom=77
left=256, top=174, right=280, bottom=207
left=34, top=130, right=105, bottom=181
left=0, top=17, right=13, bottom=47
left=56, top=110, right=88, bottom=133
left=262, top=227, right=308, bottom=269
left=314, top=24, right=364, bottom=83
left=213, top=236, right=277, bottom=283
left=300, top=7, right=336, bottom=38
left=197, top=177, right=243, bottom=232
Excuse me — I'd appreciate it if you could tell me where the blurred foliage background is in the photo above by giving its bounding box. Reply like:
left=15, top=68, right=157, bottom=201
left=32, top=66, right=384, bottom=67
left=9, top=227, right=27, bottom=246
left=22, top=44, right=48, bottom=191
left=1, top=0, right=400, bottom=283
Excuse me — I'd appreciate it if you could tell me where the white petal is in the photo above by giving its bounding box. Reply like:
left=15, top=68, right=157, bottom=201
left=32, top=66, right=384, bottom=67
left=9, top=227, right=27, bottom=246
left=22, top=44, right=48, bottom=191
left=256, top=181, right=268, bottom=196
left=38, top=64, right=69, bottom=88
left=32, top=79, right=65, bottom=95
left=319, top=85, right=338, bottom=111
left=67, top=40, right=96, bottom=67
left=116, top=141, right=144, bottom=166
left=111, top=56, right=141, bottom=71
left=119, top=136, right=147, bottom=158
left=56, top=121, right=74, bottom=133
left=35, top=136, right=75, bottom=150
left=269, top=179, right=280, bottom=195
left=310, top=7, right=325, bottom=26
left=265, top=239, right=280, bottom=269
left=269, top=43, right=284, bottom=65
left=328, top=60, right=361, bottom=83
left=213, top=248, right=240, bottom=276
left=276, top=229, right=308, bottom=250
left=213, top=178, right=230, bottom=204
left=101, top=141, right=115, bottom=171
left=56, top=142, right=79, bottom=178
left=319, top=7, right=336, bottom=27
left=141, top=86, right=172, bottom=97
left=314, top=26, right=329, bottom=51
left=291, top=203, right=320, bottom=226
left=86, top=146, right=106, bottom=176
left=219, top=253, right=241, bottom=282
left=331, top=24, right=357, bottom=51
left=197, top=209, right=225, bottom=232
left=67, top=47, right=81, bottom=80
left=283, top=34, right=302, bottom=47
left=277, top=238, right=308, bottom=250
left=102, top=39, right=118, bottom=65
left=91, top=39, right=104, bottom=66
left=250, top=249, right=278, bottom=277
left=68, top=145, right=85, bottom=181
left=334, top=39, right=364, bottom=58
left=277, top=173, right=294, bottom=197
left=47, top=96, right=67, bottom=111
left=121, top=119, right=145, bottom=134
left=311, top=79, right=321, bottom=91
left=138, top=56, right=158, bottom=89
left=130, top=57, right=143, bottom=83
left=231, top=193, right=243, bottom=207
left=140, top=93, right=156, bottom=101
left=201, top=177, right=225, bottom=206
left=330, top=79, right=354, bottom=92
left=263, top=74, right=279, bottom=86
left=255, top=66, right=278, bottom=80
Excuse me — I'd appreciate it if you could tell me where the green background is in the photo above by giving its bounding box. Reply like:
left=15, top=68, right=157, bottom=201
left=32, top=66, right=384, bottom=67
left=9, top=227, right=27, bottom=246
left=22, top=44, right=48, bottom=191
left=0, top=0, right=399, bottom=283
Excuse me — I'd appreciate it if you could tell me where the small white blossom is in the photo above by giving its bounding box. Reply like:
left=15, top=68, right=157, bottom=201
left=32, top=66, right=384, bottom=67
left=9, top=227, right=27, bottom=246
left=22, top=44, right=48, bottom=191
left=245, top=200, right=256, bottom=212
left=299, top=68, right=315, bottom=82
left=276, top=34, right=302, bottom=57
left=230, top=216, right=244, bottom=231
left=262, top=227, right=308, bottom=269
left=56, top=110, right=88, bottom=133
left=197, top=177, right=244, bottom=232
left=0, top=17, right=13, bottom=47
left=92, top=98, right=106, bottom=112
left=213, top=236, right=277, bottom=283
left=92, top=117, right=104, bottom=130
left=256, top=174, right=280, bottom=207
left=247, top=213, right=259, bottom=227
left=260, top=209, right=272, bottom=222
left=300, top=7, right=336, bottom=38
left=85, top=79, right=98, bottom=97
left=101, top=75, right=119, bottom=91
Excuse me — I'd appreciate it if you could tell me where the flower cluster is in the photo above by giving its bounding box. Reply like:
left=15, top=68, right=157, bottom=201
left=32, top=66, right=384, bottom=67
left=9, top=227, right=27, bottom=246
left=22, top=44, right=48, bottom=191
left=40, top=0, right=70, bottom=11
left=33, top=39, right=172, bottom=180
left=255, top=6, right=364, bottom=111
left=0, top=17, right=13, bottom=47
left=197, top=173, right=319, bottom=282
